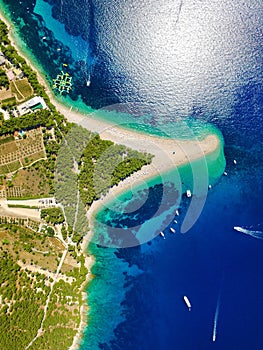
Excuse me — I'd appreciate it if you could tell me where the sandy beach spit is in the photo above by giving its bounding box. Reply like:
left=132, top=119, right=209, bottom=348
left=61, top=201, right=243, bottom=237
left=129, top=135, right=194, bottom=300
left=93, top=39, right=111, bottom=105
left=0, top=12, right=219, bottom=206
left=0, top=11, right=220, bottom=350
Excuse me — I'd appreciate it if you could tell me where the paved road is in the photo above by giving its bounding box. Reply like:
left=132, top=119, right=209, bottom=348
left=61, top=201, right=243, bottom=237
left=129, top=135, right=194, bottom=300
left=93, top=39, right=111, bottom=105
left=7, top=197, right=56, bottom=208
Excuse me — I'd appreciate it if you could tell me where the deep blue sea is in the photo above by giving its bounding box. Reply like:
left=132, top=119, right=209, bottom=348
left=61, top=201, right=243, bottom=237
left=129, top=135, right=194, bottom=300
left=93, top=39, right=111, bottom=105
left=1, top=0, right=262, bottom=349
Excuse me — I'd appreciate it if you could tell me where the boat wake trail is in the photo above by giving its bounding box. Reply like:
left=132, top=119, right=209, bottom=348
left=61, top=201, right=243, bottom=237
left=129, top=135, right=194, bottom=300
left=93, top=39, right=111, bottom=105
left=212, top=277, right=224, bottom=342
left=234, top=225, right=263, bottom=240
left=171, top=0, right=184, bottom=31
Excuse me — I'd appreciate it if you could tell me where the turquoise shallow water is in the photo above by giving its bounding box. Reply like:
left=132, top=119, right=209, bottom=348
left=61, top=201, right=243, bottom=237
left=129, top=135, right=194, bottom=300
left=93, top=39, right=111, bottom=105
left=0, top=1, right=225, bottom=347
left=34, top=0, right=88, bottom=62
left=0, top=0, right=226, bottom=141
left=83, top=128, right=225, bottom=347
left=1, top=1, right=262, bottom=349
left=93, top=127, right=225, bottom=247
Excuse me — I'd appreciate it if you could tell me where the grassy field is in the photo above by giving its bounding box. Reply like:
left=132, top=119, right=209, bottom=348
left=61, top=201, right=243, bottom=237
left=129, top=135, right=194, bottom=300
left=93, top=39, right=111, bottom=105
left=0, top=96, right=16, bottom=105
left=0, top=164, right=9, bottom=174
left=0, top=139, right=17, bottom=153
left=4, top=160, right=21, bottom=173
left=21, top=150, right=46, bottom=166
left=0, top=135, right=14, bottom=145
left=0, top=227, right=63, bottom=272
left=6, top=161, right=51, bottom=198
left=10, top=78, right=33, bottom=101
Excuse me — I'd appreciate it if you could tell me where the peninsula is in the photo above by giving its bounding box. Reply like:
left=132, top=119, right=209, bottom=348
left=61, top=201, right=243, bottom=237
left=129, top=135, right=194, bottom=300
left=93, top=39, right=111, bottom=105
left=0, top=12, right=221, bottom=350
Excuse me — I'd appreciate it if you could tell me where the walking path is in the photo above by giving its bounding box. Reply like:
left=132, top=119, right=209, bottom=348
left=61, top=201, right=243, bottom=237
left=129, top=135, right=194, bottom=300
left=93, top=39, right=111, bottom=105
left=25, top=248, right=68, bottom=349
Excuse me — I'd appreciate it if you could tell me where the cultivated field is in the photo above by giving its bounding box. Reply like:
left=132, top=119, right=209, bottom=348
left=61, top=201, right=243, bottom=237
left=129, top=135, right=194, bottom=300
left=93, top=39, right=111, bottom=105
left=0, top=127, right=46, bottom=175
left=6, top=162, right=51, bottom=198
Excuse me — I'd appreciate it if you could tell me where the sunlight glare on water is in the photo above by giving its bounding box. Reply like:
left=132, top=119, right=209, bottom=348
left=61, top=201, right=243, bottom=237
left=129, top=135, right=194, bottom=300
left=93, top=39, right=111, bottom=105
left=94, top=0, right=262, bottom=117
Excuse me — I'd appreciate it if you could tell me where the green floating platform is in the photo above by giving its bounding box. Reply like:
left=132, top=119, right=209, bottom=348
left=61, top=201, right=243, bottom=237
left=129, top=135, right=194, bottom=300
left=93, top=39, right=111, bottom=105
left=52, top=70, right=73, bottom=95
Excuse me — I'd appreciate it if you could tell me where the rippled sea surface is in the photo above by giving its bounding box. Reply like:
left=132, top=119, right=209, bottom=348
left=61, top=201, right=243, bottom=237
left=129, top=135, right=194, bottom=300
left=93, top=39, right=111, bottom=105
left=1, top=0, right=262, bottom=349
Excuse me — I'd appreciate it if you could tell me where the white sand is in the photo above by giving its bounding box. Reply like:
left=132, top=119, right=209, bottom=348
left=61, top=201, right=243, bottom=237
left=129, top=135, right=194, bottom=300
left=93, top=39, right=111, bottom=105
left=0, top=12, right=220, bottom=350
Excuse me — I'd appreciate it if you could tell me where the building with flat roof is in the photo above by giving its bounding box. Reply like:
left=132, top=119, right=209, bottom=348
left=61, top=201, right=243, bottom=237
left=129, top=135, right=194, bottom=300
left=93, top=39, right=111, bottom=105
left=17, top=96, right=48, bottom=116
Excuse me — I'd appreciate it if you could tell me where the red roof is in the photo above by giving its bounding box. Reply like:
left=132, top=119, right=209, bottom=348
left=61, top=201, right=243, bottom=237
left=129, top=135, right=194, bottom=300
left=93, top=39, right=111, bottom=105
left=7, top=70, right=15, bottom=80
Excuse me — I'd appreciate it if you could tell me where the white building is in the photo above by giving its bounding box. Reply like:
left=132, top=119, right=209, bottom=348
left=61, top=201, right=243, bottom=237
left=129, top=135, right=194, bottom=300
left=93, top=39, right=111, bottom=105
left=17, top=96, right=48, bottom=116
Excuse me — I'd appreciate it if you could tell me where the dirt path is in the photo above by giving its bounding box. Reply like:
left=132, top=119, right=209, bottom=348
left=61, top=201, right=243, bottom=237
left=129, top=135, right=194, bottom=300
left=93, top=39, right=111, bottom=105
left=25, top=248, right=68, bottom=349
left=12, top=79, right=25, bottom=101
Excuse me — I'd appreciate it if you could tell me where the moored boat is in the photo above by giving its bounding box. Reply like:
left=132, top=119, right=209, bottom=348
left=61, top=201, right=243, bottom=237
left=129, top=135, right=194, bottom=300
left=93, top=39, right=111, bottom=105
left=186, top=189, right=192, bottom=197
left=86, top=74, right=91, bottom=86
left=160, top=231, right=165, bottom=239
left=183, top=295, right=191, bottom=311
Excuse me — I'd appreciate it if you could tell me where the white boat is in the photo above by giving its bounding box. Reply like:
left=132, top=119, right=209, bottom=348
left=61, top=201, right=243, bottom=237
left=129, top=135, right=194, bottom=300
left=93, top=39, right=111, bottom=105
left=223, top=171, right=228, bottom=176
left=170, top=227, right=176, bottom=233
left=186, top=189, right=192, bottom=198
left=233, top=226, right=244, bottom=232
left=86, top=74, right=91, bottom=87
left=175, top=209, right=179, bottom=216
left=42, top=36, right=47, bottom=40
left=183, top=295, right=191, bottom=311
left=233, top=225, right=263, bottom=241
left=160, top=231, right=165, bottom=239
left=173, top=220, right=178, bottom=224
left=208, top=184, right=212, bottom=189
left=233, top=159, right=237, bottom=165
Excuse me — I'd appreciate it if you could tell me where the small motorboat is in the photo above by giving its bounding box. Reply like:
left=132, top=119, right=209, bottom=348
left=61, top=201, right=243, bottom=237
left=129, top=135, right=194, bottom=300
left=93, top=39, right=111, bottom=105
left=186, top=189, right=192, bottom=198
left=160, top=231, right=165, bottom=239
left=183, top=295, right=191, bottom=311
left=86, top=74, right=91, bottom=87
